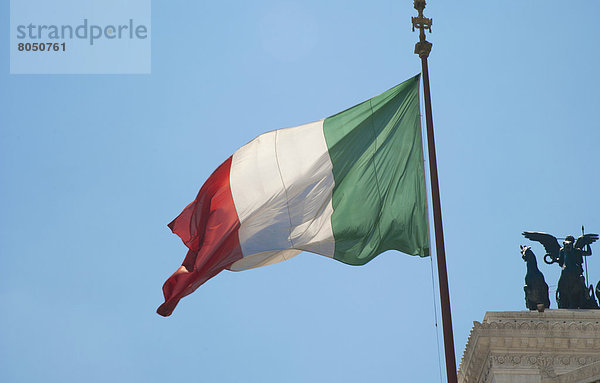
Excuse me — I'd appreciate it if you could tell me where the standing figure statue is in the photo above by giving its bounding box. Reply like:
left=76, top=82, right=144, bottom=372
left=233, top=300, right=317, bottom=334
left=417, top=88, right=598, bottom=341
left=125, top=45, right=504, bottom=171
left=520, top=245, right=550, bottom=311
left=522, top=231, right=599, bottom=309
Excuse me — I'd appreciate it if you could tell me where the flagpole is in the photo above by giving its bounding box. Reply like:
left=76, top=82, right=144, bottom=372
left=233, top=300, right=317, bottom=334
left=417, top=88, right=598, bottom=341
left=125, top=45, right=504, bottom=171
left=411, top=2, right=458, bottom=383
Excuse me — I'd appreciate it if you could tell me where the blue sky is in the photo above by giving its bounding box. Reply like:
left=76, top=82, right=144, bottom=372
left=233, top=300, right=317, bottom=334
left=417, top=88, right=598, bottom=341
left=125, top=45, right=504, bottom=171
left=1, top=1, right=599, bottom=382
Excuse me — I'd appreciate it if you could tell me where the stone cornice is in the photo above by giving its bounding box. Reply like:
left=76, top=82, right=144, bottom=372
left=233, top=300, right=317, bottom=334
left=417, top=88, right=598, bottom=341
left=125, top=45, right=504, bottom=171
left=458, top=310, right=600, bottom=383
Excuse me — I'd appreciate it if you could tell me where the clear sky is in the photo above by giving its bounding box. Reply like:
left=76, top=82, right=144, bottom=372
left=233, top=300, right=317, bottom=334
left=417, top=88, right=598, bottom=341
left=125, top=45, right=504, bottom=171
left=1, top=1, right=599, bottom=382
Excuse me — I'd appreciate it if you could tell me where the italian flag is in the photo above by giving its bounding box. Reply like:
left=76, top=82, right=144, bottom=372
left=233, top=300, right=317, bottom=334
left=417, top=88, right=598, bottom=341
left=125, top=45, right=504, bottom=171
left=158, top=75, right=429, bottom=316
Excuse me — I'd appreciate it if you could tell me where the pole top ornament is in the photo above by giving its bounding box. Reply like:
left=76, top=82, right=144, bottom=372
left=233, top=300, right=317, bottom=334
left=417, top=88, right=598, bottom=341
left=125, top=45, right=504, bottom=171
left=412, top=0, right=433, bottom=58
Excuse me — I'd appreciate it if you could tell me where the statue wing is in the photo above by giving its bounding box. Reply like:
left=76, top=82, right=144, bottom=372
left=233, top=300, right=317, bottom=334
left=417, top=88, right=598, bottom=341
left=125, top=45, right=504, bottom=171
left=574, top=233, right=599, bottom=249
left=522, top=231, right=560, bottom=259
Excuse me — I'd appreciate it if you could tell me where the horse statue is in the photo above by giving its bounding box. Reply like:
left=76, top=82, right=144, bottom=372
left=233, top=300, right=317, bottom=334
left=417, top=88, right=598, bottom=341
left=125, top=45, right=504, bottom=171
left=520, top=245, right=550, bottom=311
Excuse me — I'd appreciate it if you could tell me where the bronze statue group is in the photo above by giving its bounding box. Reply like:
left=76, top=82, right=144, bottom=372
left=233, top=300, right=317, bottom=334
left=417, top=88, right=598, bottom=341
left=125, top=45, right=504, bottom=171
left=521, top=230, right=600, bottom=310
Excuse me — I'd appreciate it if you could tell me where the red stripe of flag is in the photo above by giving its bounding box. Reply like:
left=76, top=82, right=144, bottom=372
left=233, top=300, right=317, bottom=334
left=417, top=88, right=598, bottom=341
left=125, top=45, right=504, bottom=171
left=157, top=157, right=243, bottom=317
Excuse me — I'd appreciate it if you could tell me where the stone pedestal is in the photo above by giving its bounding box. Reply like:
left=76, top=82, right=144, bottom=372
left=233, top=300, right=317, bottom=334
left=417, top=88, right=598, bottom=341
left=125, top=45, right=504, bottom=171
left=458, top=310, right=600, bottom=383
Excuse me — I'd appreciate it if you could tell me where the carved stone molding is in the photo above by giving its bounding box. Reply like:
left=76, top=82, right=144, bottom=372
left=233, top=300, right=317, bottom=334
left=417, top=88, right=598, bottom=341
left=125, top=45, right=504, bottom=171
left=489, top=353, right=598, bottom=369
left=542, top=361, right=600, bottom=383
left=458, top=310, right=600, bottom=383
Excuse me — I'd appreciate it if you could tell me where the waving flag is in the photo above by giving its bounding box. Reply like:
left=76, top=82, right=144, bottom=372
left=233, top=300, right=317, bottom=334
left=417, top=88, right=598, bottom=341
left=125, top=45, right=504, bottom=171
left=158, top=75, right=429, bottom=316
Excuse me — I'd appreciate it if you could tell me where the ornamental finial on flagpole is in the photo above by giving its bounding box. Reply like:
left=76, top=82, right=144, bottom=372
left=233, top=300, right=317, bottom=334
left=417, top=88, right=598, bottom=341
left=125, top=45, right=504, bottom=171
left=412, top=0, right=433, bottom=58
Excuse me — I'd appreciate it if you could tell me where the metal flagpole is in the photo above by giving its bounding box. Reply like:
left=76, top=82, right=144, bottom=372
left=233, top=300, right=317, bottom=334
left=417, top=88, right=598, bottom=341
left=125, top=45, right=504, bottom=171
left=411, top=2, right=458, bottom=383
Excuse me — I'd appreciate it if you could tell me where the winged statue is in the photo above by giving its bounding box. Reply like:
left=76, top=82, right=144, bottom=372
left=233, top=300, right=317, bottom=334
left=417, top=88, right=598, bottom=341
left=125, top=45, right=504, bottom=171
left=522, top=231, right=599, bottom=309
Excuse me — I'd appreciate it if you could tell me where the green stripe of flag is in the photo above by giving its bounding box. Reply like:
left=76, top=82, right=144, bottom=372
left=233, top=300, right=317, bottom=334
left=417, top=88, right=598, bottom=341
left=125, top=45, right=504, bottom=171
left=323, top=74, right=430, bottom=265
